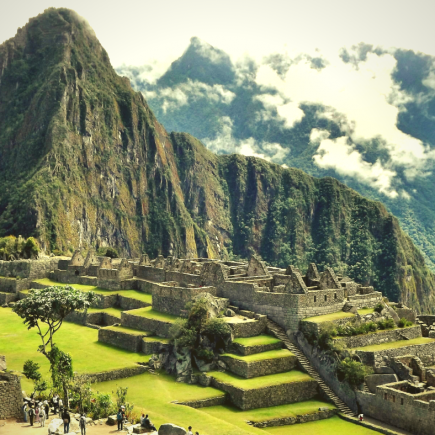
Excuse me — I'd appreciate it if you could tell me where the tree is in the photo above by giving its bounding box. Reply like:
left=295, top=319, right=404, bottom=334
left=23, top=360, right=48, bottom=397
left=13, top=286, right=96, bottom=404
left=70, top=374, right=92, bottom=413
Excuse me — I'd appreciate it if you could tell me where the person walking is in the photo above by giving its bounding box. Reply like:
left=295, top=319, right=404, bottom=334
left=40, top=407, right=46, bottom=427
left=44, top=400, right=49, bottom=418
left=28, top=406, right=35, bottom=426
left=22, top=402, right=28, bottom=423
left=117, top=409, right=123, bottom=431
left=79, top=413, right=87, bottom=435
left=35, top=404, right=40, bottom=424
left=187, top=426, right=193, bottom=435
left=62, top=409, right=71, bottom=434
left=59, top=398, right=64, bottom=418
left=53, top=394, right=58, bottom=415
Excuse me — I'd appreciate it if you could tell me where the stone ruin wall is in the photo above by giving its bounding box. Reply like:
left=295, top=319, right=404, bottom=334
left=0, top=356, right=22, bottom=420
left=357, top=384, right=435, bottom=435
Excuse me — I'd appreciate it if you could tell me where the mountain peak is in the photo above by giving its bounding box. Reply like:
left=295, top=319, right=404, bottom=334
left=157, top=37, right=236, bottom=87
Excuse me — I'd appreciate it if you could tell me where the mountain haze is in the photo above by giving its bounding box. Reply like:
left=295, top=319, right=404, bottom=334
left=1, top=9, right=435, bottom=312
left=118, top=39, right=435, bottom=273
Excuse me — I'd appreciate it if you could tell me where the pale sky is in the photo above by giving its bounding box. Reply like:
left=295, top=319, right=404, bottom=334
left=2, top=0, right=435, bottom=68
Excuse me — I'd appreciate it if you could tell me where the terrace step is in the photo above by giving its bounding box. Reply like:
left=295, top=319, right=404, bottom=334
left=0, top=291, right=18, bottom=305
left=267, top=319, right=355, bottom=417
left=142, top=336, right=171, bottom=354
left=230, top=334, right=283, bottom=356
left=208, top=370, right=318, bottom=410
left=98, top=325, right=154, bottom=352
left=121, top=307, right=178, bottom=338
left=220, top=349, right=297, bottom=378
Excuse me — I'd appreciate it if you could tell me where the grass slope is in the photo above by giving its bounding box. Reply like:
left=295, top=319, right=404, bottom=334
left=209, top=370, right=312, bottom=389
left=354, top=337, right=435, bottom=351
left=0, top=308, right=149, bottom=392
left=304, top=311, right=355, bottom=323
left=232, top=335, right=282, bottom=347
left=128, top=307, right=178, bottom=322
left=222, top=349, right=294, bottom=362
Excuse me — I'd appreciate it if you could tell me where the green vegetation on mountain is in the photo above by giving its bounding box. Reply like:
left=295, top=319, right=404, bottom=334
left=1, top=9, right=435, bottom=311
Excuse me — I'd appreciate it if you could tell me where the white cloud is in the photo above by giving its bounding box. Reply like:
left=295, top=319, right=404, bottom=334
left=203, top=117, right=289, bottom=163
left=312, top=132, right=398, bottom=198
left=255, top=50, right=435, bottom=195
left=143, top=80, right=235, bottom=113
left=256, top=93, right=304, bottom=129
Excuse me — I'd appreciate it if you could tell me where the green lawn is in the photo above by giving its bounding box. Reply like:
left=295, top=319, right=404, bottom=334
left=303, top=311, right=355, bottom=323
left=31, top=278, right=152, bottom=303
left=354, top=337, right=435, bottom=351
left=209, top=370, right=313, bottom=389
left=103, top=325, right=152, bottom=336
left=233, top=335, right=282, bottom=347
left=222, top=349, right=294, bottom=362
left=128, top=307, right=178, bottom=322
left=87, top=307, right=123, bottom=317
left=144, top=336, right=170, bottom=343
left=0, top=308, right=150, bottom=392
left=201, top=400, right=335, bottom=426
left=262, top=416, right=379, bottom=434
left=357, top=308, right=376, bottom=316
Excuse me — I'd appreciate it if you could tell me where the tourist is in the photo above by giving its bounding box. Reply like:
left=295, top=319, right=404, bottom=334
left=141, top=415, right=156, bottom=431
left=187, top=426, right=193, bottom=435
left=53, top=394, right=58, bottom=414
left=195, top=432, right=199, bottom=435
left=35, top=403, right=40, bottom=423
left=117, top=409, right=123, bottom=431
left=62, top=408, right=71, bottom=433
left=59, top=398, right=64, bottom=417
left=28, top=406, right=35, bottom=426
left=22, top=402, right=28, bottom=423
left=40, top=407, right=46, bottom=427
left=44, top=400, right=49, bottom=418
left=359, top=413, right=364, bottom=421
left=79, top=413, right=87, bottom=435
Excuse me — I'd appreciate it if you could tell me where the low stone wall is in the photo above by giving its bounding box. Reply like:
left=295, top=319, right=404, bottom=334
left=137, top=266, right=165, bottom=282
left=210, top=376, right=318, bottom=410
left=84, top=365, right=148, bottom=383
left=0, top=258, right=54, bottom=280
left=347, top=291, right=383, bottom=308
left=252, top=408, right=337, bottom=428
left=356, top=387, right=435, bottom=435
left=152, top=286, right=217, bottom=316
left=220, top=353, right=297, bottom=378
left=0, top=292, right=18, bottom=304
left=294, top=331, right=359, bottom=413
left=165, top=271, right=202, bottom=286
left=98, top=327, right=145, bottom=352
left=0, top=370, right=23, bottom=419
left=121, top=312, right=173, bottom=338
left=135, top=279, right=154, bottom=293
left=356, top=340, right=435, bottom=367
left=92, top=293, right=118, bottom=309
left=142, top=339, right=170, bottom=355
left=227, top=315, right=267, bottom=338
left=0, top=277, right=30, bottom=293
left=174, top=395, right=227, bottom=409
left=334, top=325, right=422, bottom=349
left=119, top=295, right=150, bottom=310
left=338, top=413, right=404, bottom=435
left=230, top=340, right=283, bottom=356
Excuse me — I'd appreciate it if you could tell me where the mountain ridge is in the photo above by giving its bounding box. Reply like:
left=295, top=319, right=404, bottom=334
left=0, top=8, right=434, bottom=312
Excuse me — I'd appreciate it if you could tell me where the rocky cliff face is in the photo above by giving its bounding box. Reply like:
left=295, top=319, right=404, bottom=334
left=0, top=8, right=434, bottom=312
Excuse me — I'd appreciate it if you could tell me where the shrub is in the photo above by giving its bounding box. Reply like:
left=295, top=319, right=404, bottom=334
left=374, top=303, right=384, bottom=313
left=377, top=318, right=395, bottom=330
left=398, top=318, right=413, bottom=328
left=202, top=317, right=232, bottom=339
left=195, top=348, right=214, bottom=361
left=104, top=247, right=119, bottom=258
left=337, top=357, right=372, bottom=387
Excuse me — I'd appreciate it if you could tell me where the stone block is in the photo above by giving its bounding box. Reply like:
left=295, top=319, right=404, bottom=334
left=158, top=423, right=187, bottom=435
left=374, top=366, right=395, bottom=374
left=365, top=374, right=398, bottom=393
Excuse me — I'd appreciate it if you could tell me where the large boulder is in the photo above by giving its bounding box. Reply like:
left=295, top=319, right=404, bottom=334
left=107, top=415, right=117, bottom=425
left=192, top=292, right=228, bottom=319
left=158, top=423, right=187, bottom=435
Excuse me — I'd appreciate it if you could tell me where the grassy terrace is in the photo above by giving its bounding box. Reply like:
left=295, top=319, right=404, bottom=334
left=31, top=278, right=152, bottom=303
left=0, top=308, right=149, bottom=392
left=354, top=337, right=435, bottom=351
left=103, top=325, right=153, bottom=336
left=304, top=308, right=376, bottom=323
left=143, top=336, right=170, bottom=343
left=201, top=400, right=335, bottom=425
left=127, top=306, right=178, bottom=322
left=233, top=335, right=282, bottom=347
left=262, top=416, right=378, bottom=434
left=222, top=349, right=294, bottom=362
left=209, top=370, right=312, bottom=389
left=87, top=307, right=123, bottom=317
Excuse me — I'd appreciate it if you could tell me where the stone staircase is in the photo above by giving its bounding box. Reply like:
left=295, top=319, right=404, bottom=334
left=267, top=319, right=355, bottom=416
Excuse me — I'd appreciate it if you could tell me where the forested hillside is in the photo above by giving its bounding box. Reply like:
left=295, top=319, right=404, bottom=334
left=0, top=9, right=434, bottom=311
